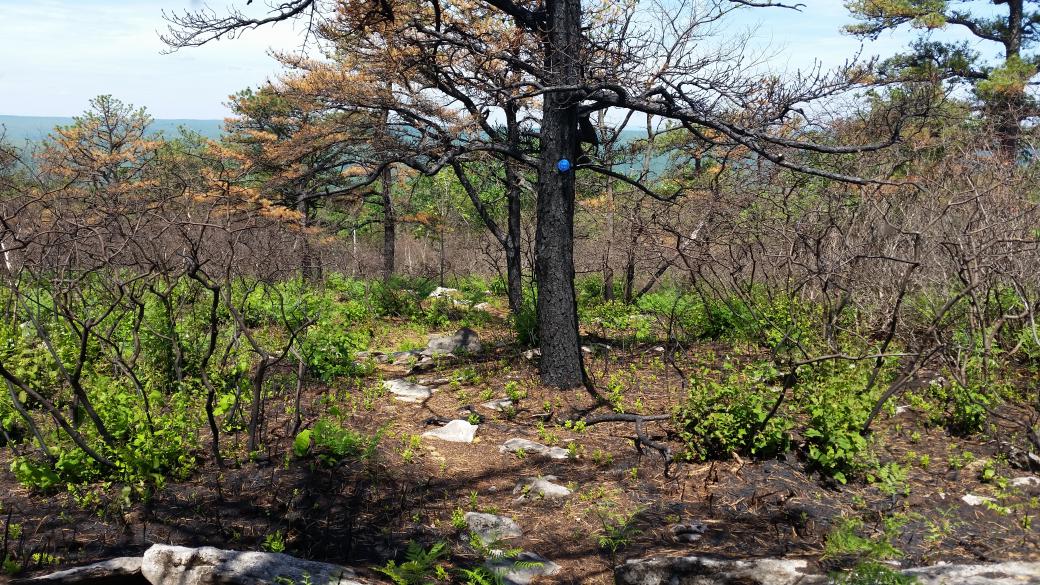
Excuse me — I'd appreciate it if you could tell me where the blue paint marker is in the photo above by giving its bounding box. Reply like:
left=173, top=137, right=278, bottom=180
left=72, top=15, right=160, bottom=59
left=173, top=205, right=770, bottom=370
left=557, top=158, right=572, bottom=172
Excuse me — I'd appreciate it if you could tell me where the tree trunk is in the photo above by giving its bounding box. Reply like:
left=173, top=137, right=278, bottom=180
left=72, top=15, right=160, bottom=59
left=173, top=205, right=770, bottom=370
left=997, top=0, right=1024, bottom=158
left=297, top=194, right=321, bottom=282
left=535, top=0, right=584, bottom=388
left=381, top=166, right=396, bottom=281
left=504, top=105, right=525, bottom=315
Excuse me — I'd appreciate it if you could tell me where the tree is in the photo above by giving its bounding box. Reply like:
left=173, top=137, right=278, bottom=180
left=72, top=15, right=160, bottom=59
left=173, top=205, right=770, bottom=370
left=845, top=0, right=1039, bottom=155
left=164, top=0, right=912, bottom=388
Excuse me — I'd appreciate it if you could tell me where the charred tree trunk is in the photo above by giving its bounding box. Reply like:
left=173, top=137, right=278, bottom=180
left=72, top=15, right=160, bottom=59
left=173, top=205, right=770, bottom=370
left=381, top=166, right=396, bottom=281
left=297, top=193, right=322, bottom=282
left=504, top=104, right=525, bottom=315
left=535, top=0, right=584, bottom=387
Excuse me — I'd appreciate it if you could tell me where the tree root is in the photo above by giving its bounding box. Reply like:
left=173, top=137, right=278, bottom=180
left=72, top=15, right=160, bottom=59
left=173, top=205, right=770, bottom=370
left=580, top=412, right=675, bottom=476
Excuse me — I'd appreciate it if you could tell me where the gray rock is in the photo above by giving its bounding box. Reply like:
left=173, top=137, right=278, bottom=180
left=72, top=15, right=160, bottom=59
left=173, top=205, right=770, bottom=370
left=514, top=476, right=571, bottom=500
left=482, top=398, right=515, bottom=412
left=140, top=545, right=373, bottom=585
left=424, top=327, right=482, bottom=356
left=388, top=349, right=422, bottom=364
left=614, top=556, right=827, bottom=585
left=11, top=557, right=143, bottom=584
left=484, top=552, right=560, bottom=585
left=1012, top=476, right=1040, bottom=487
left=522, top=349, right=540, bottom=360
left=383, top=379, right=432, bottom=403
left=422, top=419, right=478, bottom=443
left=465, top=512, right=522, bottom=545
left=473, top=302, right=492, bottom=312
left=902, top=561, right=1040, bottom=585
left=500, top=438, right=570, bottom=460
left=670, top=523, right=707, bottom=544
left=616, top=556, right=1040, bottom=585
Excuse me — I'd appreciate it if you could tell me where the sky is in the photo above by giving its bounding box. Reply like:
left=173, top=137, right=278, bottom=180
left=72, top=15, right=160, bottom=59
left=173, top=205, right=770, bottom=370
left=0, top=0, right=986, bottom=120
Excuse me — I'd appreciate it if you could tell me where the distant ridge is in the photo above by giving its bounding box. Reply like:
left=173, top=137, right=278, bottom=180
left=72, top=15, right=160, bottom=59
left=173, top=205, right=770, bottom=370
left=0, top=115, right=224, bottom=145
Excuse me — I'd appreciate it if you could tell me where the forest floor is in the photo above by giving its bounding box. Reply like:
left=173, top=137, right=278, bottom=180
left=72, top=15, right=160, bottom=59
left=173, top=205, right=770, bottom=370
left=3, top=311, right=1039, bottom=584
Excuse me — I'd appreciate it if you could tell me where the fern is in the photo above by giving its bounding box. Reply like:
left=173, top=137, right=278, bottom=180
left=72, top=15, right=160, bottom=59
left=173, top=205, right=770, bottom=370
left=373, top=541, right=449, bottom=585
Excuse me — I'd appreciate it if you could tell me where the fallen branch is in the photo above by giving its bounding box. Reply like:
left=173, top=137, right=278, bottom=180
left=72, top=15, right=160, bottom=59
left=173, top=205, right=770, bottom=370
left=580, top=413, right=675, bottom=476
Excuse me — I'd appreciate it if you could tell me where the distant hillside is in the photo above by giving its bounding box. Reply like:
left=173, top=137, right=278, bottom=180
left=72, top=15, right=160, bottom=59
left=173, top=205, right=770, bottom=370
left=0, top=115, right=224, bottom=145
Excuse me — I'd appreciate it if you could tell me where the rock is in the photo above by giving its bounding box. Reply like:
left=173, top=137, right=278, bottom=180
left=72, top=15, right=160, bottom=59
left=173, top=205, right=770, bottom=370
left=482, top=398, right=515, bottom=412
left=422, top=419, right=478, bottom=443
left=500, top=438, right=570, bottom=460
left=11, top=557, right=144, bottom=585
left=465, top=512, right=522, bottom=545
left=484, top=552, right=560, bottom=585
left=140, top=545, right=372, bottom=585
left=614, top=556, right=827, bottom=585
left=428, top=286, right=462, bottom=299
left=961, top=494, right=995, bottom=506
left=388, top=349, right=422, bottom=364
left=522, top=349, right=540, bottom=360
left=902, top=561, right=1040, bottom=585
left=473, top=302, right=492, bottom=312
left=616, top=556, right=1040, bottom=585
left=514, top=476, right=571, bottom=500
left=353, top=351, right=387, bottom=364
left=383, top=379, right=433, bottom=403
left=1011, top=476, right=1040, bottom=487
left=670, top=523, right=707, bottom=544
left=424, top=327, right=482, bottom=356
left=406, top=356, right=438, bottom=375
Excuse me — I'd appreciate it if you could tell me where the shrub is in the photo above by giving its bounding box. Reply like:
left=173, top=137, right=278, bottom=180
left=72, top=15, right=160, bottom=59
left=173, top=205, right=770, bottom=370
left=676, top=362, right=791, bottom=460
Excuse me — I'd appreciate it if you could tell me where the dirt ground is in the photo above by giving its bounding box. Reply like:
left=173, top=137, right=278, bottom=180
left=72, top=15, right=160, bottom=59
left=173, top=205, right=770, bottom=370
left=2, top=320, right=1039, bottom=583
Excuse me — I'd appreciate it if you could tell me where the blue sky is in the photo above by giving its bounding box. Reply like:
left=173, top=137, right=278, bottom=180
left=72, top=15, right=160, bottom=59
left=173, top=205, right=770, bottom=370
left=0, top=0, right=983, bottom=119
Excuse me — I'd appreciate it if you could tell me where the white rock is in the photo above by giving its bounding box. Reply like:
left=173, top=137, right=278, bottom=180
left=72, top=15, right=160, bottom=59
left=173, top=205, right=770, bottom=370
left=500, top=438, right=570, bottom=460
left=422, top=419, right=478, bottom=443
left=140, top=544, right=372, bottom=585
left=961, top=494, right=996, bottom=506
left=485, top=552, right=560, bottom=585
left=383, top=379, right=433, bottom=403
left=903, top=561, right=1040, bottom=585
left=428, top=286, right=461, bottom=298
left=1011, top=476, right=1040, bottom=487
left=514, top=476, right=571, bottom=499
left=465, top=512, right=522, bottom=545
left=474, top=302, right=492, bottom=312
left=11, top=557, right=141, bottom=584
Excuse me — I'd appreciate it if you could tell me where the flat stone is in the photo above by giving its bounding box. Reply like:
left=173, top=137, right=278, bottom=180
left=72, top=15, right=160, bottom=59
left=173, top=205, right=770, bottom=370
left=1011, top=476, right=1040, bottom=487
left=615, top=556, right=826, bottom=585
left=11, top=557, right=144, bottom=584
left=482, top=398, right=515, bottom=411
left=428, top=287, right=462, bottom=298
left=473, top=302, right=492, bottom=312
left=383, top=379, right=432, bottom=403
left=423, top=327, right=482, bottom=356
left=388, top=349, right=422, bottom=364
left=514, top=476, right=571, bottom=500
left=484, top=552, right=560, bottom=585
left=500, top=438, right=569, bottom=460
left=902, top=561, right=1040, bottom=584
left=422, top=419, right=478, bottom=443
left=465, top=512, right=522, bottom=545
left=962, top=494, right=996, bottom=506
left=140, top=545, right=373, bottom=585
